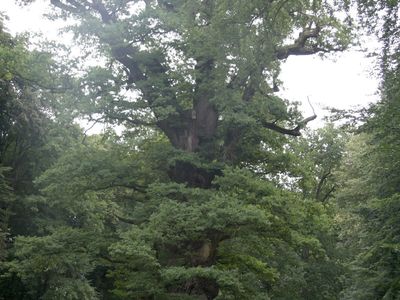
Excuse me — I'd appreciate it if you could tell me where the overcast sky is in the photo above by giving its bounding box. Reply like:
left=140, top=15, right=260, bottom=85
left=1, top=0, right=380, bottom=126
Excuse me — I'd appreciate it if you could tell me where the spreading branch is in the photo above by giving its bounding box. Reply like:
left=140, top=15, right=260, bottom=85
left=115, top=214, right=139, bottom=224
left=103, top=112, right=155, bottom=126
left=321, top=185, right=336, bottom=202
left=276, top=26, right=321, bottom=59
left=90, top=0, right=114, bottom=23
left=91, top=182, right=146, bottom=193
left=13, top=72, right=70, bottom=93
left=51, top=0, right=114, bottom=23
left=82, top=116, right=104, bottom=143
left=262, top=98, right=317, bottom=136
left=50, top=0, right=88, bottom=15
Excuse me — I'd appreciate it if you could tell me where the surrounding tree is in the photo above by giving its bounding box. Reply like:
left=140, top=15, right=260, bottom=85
left=289, top=124, right=348, bottom=201
left=0, top=16, right=83, bottom=298
left=333, top=0, right=400, bottom=298
left=335, top=62, right=400, bottom=300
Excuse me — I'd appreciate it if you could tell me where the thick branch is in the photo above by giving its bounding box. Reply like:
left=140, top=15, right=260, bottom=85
left=262, top=114, right=317, bottom=136
left=90, top=0, right=114, bottom=23
left=315, top=170, right=331, bottom=200
left=51, top=0, right=114, bottom=23
left=242, top=76, right=257, bottom=102
left=321, top=186, right=336, bottom=202
left=106, top=114, right=155, bottom=127
left=111, top=46, right=146, bottom=83
left=14, top=72, right=71, bottom=93
left=276, top=26, right=321, bottom=59
left=91, top=182, right=147, bottom=193
left=50, top=0, right=88, bottom=15
left=115, top=214, right=139, bottom=224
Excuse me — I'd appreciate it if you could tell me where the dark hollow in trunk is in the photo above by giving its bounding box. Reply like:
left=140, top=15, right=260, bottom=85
left=167, top=160, right=222, bottom=189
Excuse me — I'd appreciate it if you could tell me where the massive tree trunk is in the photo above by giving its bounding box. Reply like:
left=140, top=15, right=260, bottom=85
left=158, top=96, right=218, bottom=153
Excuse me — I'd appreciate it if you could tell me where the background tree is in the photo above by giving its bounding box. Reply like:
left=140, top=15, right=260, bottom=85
left=0, top=17, right=83, bottom=298
left=289, top=123, right=348, bottom=201
left=335, top=67, right=400, bottom=300
left=333, top=0, right=400, bottom=298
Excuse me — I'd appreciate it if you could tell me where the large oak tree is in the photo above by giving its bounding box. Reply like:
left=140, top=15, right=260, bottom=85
left=8, top=0, right=354, bottom=298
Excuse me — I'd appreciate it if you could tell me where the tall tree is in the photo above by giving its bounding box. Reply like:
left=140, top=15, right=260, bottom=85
left=10, top=0, right=355, bottom=298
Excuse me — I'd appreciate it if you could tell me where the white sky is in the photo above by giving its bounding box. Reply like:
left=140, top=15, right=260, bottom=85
left=0, top=0, right=380, bottom=127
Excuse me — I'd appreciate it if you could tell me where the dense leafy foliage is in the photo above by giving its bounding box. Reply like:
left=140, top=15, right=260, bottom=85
left=337, top=57, right=400, bottom=300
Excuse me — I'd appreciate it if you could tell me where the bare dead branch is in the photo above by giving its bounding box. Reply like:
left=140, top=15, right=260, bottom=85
left=307, top=96, right=316, bottom=115
left=262, top=100, right=317, bottom=136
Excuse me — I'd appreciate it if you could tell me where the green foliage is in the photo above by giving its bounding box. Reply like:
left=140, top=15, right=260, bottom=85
left=354, top=0, right=399, bottom=73
left=0, top=166, right=13, bottom=261
left=290, top=124, right=348, bottom=201
left=104, top=166, right=343, bottom=299
left=7, top=227, right=98, bottom=300
left=335, top=29, right=400, bottom=297
left=0, top=17, right=88, bottom=298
